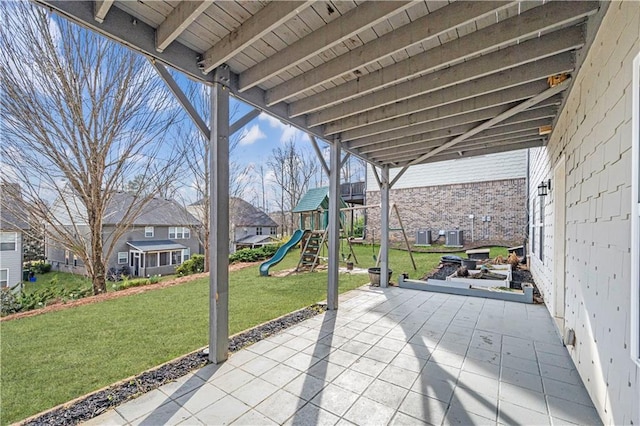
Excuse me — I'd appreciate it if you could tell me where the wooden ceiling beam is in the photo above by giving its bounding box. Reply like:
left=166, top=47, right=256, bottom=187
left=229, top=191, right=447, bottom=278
left=199, top=1, right=312, bottom=73
left=156, top=0, right=214, bottom=53
left=324, top=53, right=574, bottom=135
left=348, top=100, right=559, bottom=149
left=238, top=1, right=415, bottom=92
left=289, top=1, right=597, bottom=116
left=266, top=1, right=512, bottom=106
left=361, top=117, right=554, bottom=158
left=93, top=0, right=114, bottom=23
left=308, top=27, right=583, bottom=126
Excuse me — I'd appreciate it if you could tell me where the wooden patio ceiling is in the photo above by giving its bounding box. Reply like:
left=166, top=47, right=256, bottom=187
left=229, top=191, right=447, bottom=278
left=35, top=0, right=603, bottom=169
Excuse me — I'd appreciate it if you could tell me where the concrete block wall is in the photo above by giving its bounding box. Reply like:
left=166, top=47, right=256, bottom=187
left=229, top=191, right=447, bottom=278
left=529, top=2, right=639, bottom=424
left=366, top=178, right=527, bottom=247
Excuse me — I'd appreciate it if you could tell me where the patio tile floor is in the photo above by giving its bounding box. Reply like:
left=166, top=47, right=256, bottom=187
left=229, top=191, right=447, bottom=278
left=87, top=286, right=602, bottom=425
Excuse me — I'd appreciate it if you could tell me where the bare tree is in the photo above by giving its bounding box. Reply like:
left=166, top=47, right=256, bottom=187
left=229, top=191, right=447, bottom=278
left=178, top=82, right=252, bottom=271
left=267, top=140, right=319, bottom=234
left=254, top=163, right=269, bottom=212
left=0, top=3, right=183, bottom=294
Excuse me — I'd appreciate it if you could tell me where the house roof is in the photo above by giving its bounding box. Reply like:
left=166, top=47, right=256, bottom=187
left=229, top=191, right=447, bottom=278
left=230, top=197, right=277, bottom=228
left=127, top=240, right=187, bottom=252
left=0, top=184, right=29, bottom=231
left=35, top=1, right=604, bottom=170
left=104, top=192, right=200, bottom=226
left=236, top=235, right=276, bottom=245
left=292, top=187, right=347, bottom=213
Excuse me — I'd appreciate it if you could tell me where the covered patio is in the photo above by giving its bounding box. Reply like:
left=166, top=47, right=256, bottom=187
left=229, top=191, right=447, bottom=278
left=86, top=287, right=600, bottom=425
left=29, top=0, right=616, bottom=424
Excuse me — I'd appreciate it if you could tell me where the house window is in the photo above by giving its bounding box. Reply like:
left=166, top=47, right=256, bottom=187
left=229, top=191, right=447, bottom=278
left=0, top=269, right=7, bottom=287
left=145, top=226, right=154, bottom=238
left=159, top=252, right=169, bottom=266
left=538, top=200, right=545, bottom=262
left=169, top=227, right=190, bottom=239
left=147, top=253, right=158, bottom=267
left=182, top=248, right=190, bottom=262
left=270, top=227, right=277, bottom=235
left=118, top=252, right=128, bottom=264
left=0, top=232, right=17, bottom=251
left=256, top=227, right=263, bottom=235
left=73, top=254, right=78, bottom=267
left=171, top=250, right=181, bottom=265
left=531, top=198, right=536, bottom=255
left=631, top=51, right=640, bottom=366
left=531, top=196, right=544, bottom=261
left=65, top=249, right=69, bottom=265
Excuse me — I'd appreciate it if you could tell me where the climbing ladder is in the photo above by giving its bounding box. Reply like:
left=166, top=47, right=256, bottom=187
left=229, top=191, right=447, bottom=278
left=296, top=230, right=326, bottom=272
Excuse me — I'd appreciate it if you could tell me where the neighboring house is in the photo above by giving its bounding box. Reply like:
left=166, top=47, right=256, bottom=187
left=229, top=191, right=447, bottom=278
left=229, top=198, right=278, bottom=253
left=528, top=3, right=639, bottom=425
left=366, top=150, right=528, bottom=246
left=47, top=192, right=200, bottom=277
left=188, top=197, right=278, bottom=253
left=0, top=184, right=29, bottom=289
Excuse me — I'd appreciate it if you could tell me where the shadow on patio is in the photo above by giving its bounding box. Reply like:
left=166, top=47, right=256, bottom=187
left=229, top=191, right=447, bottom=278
left=87, top=286, right=602, bottom=425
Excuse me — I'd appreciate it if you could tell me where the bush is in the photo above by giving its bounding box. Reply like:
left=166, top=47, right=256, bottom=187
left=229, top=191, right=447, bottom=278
left=28, top=261, right=52, bottom=274
left=1, top=288, right=21, bottom=316
left=175, top=254, right=205, bottom=277
left=229, top=244, right=281, bottom=264
left=1, top=277, right=93, bottom=315
left=113, top=277, right=150, bottom=291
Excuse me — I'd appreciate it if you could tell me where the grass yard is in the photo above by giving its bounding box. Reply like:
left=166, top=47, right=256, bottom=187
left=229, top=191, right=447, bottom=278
left=0, top=245, right=508, bottom=425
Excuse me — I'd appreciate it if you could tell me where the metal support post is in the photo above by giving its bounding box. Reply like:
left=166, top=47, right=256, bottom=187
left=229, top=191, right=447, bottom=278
left=327, top=139, right=341, bottom=309
left=380, top=166, right=390, bottom=288
left=209, top=65, right=230, bottom=364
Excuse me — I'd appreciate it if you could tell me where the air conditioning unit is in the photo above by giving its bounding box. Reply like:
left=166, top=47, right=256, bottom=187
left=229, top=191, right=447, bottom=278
left=445, top=230, right=464, bottom=246
left=415, top=229, right=431, bottom=246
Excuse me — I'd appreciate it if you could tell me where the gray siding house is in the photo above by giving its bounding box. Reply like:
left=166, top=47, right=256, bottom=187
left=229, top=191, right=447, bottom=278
left=47, top=192, right=200, bottom=278
left=0, top=184, right=29, bottom=289
left=189, top=197, right=278, bottom=253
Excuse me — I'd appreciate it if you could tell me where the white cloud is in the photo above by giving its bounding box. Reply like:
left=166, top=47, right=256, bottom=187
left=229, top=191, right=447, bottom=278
left=258, top=112, right=307, bottom=144
left=238, top=124, right=266, bottom=146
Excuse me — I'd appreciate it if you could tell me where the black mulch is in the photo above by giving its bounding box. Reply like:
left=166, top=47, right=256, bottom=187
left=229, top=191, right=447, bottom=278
left=24, top=304, right=327, bottom=426
left=422, top=262, right=540, bottom=296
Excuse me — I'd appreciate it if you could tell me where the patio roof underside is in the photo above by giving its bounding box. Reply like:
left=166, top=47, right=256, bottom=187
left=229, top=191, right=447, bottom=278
left=36, top=0, right=603, bottom=169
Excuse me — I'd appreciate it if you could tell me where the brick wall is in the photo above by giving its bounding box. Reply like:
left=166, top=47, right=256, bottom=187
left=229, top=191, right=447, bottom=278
left=366, top=178, right=527, bottom=247
left=529, top=2, right=639, bottom=425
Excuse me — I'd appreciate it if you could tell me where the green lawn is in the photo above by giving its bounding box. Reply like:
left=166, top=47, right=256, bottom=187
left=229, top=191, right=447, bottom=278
left=0, top=245, right=507, bottom=425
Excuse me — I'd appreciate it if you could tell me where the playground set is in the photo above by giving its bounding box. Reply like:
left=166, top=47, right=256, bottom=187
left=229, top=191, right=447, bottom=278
left=259, top=187, right=416, bottom=277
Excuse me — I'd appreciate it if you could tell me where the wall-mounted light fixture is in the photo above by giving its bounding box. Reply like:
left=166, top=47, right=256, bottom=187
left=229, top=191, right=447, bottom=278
left=537, top=179, right=551, bottom=197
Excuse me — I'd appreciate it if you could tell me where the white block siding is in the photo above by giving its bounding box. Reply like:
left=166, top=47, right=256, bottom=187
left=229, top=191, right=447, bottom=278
left=0, top=232, right=23, bottom=287
left=366, top=150, right=527, bottom=192
left=529, top=3, right=639, bottom=425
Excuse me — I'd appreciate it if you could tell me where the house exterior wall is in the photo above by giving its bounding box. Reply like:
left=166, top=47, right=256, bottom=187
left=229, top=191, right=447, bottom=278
left=529, top=3, right=639, bottom=425
left=104, top=225, right=200, bottom=277
left=46, top=226, right=88, bottom=275
left=365, top=150, right=528, bottom=245
left=0, top=231, right=23, bottom=288
left=366, top=178, right=527, bottom=246
left=366, top=150, right=527, bottom=192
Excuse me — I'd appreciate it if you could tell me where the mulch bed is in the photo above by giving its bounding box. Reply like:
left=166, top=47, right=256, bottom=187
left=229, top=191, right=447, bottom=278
left=21, top=303, right=327, bottom=426
left=422, top=261, right=542, bottom=300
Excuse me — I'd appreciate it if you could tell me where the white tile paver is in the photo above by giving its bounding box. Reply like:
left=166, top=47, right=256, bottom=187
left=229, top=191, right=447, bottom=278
left=194, top=394, right=250, bottom=425
left=95, top=287, right=602, bottom=426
